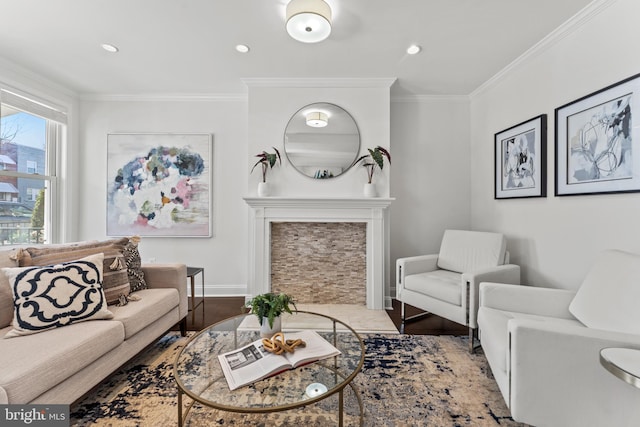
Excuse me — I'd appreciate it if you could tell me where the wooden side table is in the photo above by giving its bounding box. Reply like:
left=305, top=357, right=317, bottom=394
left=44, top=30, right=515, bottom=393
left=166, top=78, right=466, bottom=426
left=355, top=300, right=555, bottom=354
left=186, top=267, right=204, bottom=312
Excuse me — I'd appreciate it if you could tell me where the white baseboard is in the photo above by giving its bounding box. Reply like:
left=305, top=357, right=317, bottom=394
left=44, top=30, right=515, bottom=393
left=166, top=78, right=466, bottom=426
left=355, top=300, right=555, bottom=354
left=385, top=296, right=393, bottom=310
left=186, top=284, right=248, bottom=297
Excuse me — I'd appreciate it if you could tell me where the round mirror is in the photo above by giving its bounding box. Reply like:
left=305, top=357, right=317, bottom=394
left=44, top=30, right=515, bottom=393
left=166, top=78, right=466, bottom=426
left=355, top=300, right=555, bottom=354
left=284, top=102, right=360, bottom=179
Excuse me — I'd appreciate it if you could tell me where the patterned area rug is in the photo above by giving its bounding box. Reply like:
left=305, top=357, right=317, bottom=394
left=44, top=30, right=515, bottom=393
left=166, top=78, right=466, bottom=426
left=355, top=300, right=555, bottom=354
left=70, top=332, right=524, bottom=427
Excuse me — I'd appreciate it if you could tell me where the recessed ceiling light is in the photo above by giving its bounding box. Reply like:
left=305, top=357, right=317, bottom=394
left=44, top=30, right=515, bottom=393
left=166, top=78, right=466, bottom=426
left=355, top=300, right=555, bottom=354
left=407, top=44, right=421, bottom=55
left=235, top=44, right=250, bottom=53
left=101, top=43, right=119, bottom=53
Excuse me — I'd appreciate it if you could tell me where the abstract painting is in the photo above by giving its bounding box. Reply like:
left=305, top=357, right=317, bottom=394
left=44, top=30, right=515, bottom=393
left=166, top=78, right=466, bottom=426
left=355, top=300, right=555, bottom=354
left=494, top=114, right=547, bottom=199
left=556, top=73, right=639, bottom=196
left=107, top=133, right=212, bottom=237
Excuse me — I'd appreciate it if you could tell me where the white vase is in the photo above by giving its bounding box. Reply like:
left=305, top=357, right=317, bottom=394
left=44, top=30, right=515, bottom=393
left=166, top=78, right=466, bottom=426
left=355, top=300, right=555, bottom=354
left=257, top=182, right=269, bottom=197
left=363, top=183, right=377, bottom=198
left=260, top=316, right=281, bottom=338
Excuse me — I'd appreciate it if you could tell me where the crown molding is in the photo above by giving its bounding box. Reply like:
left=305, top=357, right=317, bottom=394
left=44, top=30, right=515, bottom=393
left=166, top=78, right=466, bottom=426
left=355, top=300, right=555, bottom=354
left=242, top=77, right=397, bottom=88
left=79, top=93, right=247, bottom=102
left=471, top=0, right=617, bottom=98
left=82, top=89, right=468, bottom=104
left=0, top=56, right=77, bottom=103
left=84, top=78, right=399, bottom=101
left=391, top=94, right=469, bottom=103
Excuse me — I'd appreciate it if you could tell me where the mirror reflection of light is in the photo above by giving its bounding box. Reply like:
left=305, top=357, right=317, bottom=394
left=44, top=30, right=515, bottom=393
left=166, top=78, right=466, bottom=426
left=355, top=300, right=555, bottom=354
left=306, top=112, right=328, bottom=127
left=301, top=109, right=332, bottom=118
left=284, top=102, right=360, bottom=179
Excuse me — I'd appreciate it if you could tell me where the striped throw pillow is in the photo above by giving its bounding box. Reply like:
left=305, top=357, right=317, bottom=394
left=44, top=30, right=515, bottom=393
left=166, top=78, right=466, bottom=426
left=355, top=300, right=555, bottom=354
left=20, top=238, right=131, bottom=305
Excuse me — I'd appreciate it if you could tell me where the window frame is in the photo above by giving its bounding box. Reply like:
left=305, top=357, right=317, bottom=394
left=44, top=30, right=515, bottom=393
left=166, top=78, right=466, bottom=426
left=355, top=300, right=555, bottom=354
left=0, top=88, right=65, bottom=244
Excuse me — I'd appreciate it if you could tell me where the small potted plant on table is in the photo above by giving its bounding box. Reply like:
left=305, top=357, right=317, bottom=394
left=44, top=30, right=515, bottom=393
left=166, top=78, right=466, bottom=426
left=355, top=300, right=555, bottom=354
left=245, top=293, right=296, bottom=338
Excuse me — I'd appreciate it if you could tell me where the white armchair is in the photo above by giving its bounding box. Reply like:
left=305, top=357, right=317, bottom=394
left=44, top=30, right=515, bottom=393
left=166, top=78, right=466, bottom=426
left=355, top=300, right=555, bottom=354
left=478, top=249, right=640, bottom=427
left=396, top=229, right=520, bottom=351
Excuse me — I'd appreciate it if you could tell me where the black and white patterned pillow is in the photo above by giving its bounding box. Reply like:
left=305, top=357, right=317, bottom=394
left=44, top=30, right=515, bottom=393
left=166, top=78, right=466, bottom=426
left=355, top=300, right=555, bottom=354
left=3, top=253, right=114, bottom=338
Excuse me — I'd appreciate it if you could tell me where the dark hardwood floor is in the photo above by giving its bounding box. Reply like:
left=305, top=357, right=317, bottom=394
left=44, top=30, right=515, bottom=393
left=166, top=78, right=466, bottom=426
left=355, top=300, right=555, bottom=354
left=389, top=298, right=468, bottom=335
left=176, top=296, right=468, bottom=336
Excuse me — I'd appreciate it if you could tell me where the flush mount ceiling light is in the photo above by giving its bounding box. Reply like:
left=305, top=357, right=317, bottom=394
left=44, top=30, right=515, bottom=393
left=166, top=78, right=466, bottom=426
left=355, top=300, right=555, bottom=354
left=235, top=44, right=250, bottom=53
left=101, top=43, right=119, bottom=53
left=306, top=111, right=328, bottom=127
left=286, top=0, right=332, bottom=43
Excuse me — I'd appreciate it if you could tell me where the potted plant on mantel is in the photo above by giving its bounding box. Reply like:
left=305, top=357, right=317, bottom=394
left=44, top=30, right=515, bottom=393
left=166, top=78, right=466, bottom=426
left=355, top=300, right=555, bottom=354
left=354, top=146, right=391, bottom=197
left=245, top=292, right=296, bottom=338
left=251, top=147, right=281, bottom=197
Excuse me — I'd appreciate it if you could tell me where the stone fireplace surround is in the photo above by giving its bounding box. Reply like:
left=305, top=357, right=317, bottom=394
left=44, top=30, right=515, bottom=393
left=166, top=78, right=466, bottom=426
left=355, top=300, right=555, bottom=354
left=244, top=197, right=393, bottom=309
left=270, top=221, right=367, bottom=305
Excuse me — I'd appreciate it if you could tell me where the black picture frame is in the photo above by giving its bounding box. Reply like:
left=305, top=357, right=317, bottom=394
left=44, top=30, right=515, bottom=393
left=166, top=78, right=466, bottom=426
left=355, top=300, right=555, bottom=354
left=555, top=73, right=638, bottom=196
left=494, top=114, right=547, bottom=199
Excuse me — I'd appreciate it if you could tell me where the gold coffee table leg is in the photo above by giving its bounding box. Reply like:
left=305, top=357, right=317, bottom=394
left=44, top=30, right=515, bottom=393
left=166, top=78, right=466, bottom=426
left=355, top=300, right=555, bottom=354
left=338, top=388, right=344, bottom=427
left=178, top=388, right=183, bottom=427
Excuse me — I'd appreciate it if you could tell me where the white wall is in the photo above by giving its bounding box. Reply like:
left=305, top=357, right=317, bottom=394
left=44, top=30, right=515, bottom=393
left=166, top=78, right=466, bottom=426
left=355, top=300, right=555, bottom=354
left=245, top=80, right=393, bottom=198
left=78, top=97, right=249, bottom=294
left=71, top=81, right=473, bottom=300
left=469, top=0, right=640, bottom=289
left=390, top=97, right=471, bottom=270
left=0, top=75, right=471, bottom=298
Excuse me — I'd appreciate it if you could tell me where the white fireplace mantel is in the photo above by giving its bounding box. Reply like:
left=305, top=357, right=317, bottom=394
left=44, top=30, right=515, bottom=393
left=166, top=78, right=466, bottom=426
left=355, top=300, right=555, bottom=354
left=244, top=197, right=394, bottom=309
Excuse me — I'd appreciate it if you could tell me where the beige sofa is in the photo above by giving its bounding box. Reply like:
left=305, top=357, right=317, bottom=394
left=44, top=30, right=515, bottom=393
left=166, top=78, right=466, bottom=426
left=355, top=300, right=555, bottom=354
left=0, top=240, right=188, bottom=405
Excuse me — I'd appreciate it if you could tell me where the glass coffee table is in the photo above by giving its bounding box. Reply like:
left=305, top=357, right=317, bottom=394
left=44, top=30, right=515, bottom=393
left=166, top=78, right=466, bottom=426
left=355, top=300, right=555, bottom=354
left=173, top=311, right=365, bottom=426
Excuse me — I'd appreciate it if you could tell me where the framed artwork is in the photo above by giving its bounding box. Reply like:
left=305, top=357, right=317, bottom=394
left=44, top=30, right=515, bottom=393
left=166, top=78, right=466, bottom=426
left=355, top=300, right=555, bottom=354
left=555, top=73, right=638, bottom=196
left=494, top=114, right=547, bottom=199
left=106, top=133, right=212, bottom=237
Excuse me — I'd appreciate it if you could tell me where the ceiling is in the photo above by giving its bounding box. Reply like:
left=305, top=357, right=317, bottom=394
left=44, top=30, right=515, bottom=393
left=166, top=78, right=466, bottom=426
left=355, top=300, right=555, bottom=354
left=0, top=0, right=594, bottom=97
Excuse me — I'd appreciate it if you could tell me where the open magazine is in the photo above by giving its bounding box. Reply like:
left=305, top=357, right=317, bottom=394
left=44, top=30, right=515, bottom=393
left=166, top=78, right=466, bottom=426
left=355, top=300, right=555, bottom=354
left=218, top=330, right=341, bottom=390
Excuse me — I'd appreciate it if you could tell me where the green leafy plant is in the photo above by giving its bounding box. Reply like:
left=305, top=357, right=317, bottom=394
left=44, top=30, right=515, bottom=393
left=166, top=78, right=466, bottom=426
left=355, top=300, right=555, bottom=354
left=31, top=188, right=45, bottom=243
left=251, top=147, right=281, bottom=183
left=354, top=146, right=391, bottom=183
left=245, top=293, right=296, bottom=328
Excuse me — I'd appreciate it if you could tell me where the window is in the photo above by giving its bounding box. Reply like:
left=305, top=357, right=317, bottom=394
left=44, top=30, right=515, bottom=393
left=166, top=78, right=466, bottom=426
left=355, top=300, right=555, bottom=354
left=26, top=187, right=39, bottom=202
left=0, top=89, right=66, bottom=245
left=27, top=160, right=37, bottom=174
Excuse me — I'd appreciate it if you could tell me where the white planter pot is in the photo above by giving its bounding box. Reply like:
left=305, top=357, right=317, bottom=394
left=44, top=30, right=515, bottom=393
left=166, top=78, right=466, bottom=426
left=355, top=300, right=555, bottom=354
left=260, top=316, right=281, bottom=338
left=257, top=182, right=270, bottom=197
left=363, top=183, right=377, bottom=198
